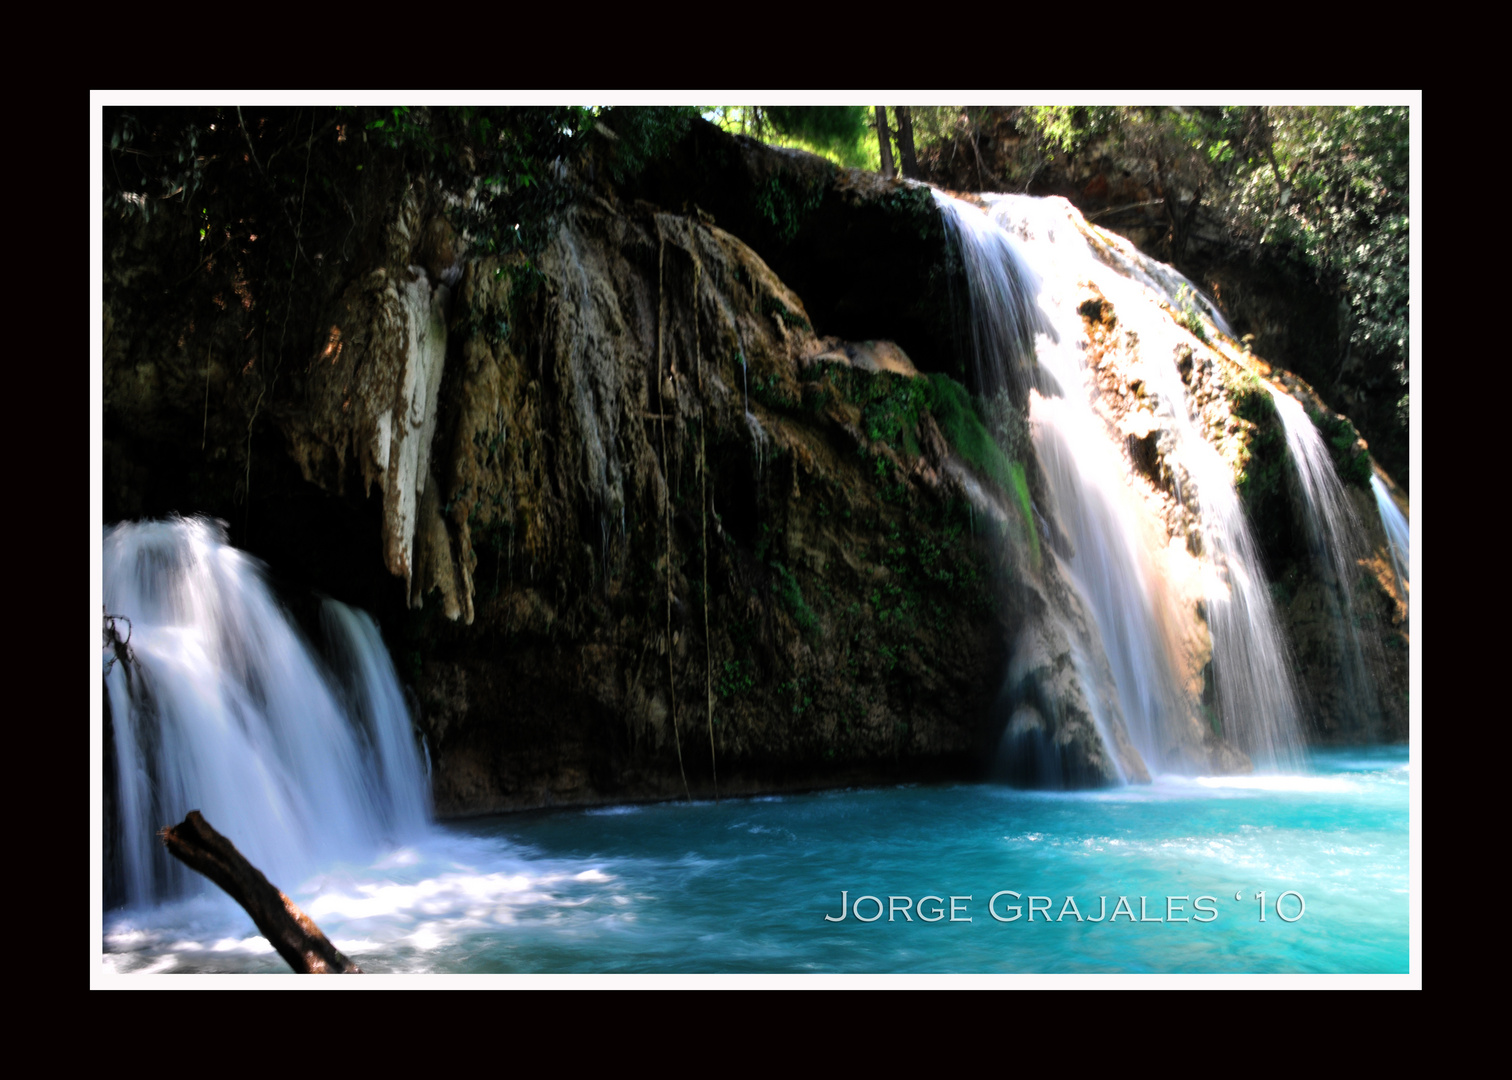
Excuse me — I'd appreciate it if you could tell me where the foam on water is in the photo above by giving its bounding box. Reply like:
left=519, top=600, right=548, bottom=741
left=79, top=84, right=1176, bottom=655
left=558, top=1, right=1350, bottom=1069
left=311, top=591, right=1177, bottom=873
left=103, top=748, right=1408, bottom=974
left=103, top=517, right=430, bottom=908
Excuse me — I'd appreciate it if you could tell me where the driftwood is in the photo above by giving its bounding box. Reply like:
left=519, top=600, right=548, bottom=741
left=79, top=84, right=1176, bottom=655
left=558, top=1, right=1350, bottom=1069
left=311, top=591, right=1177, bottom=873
left=159, top=811, right=362, bottom=974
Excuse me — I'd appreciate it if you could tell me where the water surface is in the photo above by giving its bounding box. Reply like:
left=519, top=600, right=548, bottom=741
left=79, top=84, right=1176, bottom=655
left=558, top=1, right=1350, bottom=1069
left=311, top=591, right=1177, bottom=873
left=101, top=746, right=1408, bottom=975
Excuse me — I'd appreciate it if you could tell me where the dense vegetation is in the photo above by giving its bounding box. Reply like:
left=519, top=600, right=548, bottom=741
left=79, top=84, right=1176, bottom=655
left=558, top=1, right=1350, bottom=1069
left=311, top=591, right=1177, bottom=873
left=1032, top=106, right=1407, bottom=400
left=105, top=102, right=1411, bottom=487
left=901, top=104, right=1412, bottom=483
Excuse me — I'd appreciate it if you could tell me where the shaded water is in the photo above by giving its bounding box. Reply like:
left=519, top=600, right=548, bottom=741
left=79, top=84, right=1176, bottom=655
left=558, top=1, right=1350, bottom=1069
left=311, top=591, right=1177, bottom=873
left=101, top=747, right=1407, bottom=975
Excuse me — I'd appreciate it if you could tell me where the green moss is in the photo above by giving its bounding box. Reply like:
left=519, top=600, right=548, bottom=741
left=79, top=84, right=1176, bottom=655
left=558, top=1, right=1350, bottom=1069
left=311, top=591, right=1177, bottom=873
left=771, top=561, right=818, bottom=633
left=1309, top=407, right=1373, bottom=488
left=926, top=375, right=1013, bottom=490
left=762, top=294, right=812, bottom=333
left=1228, top=372, right=1273, bottom=425
left=1228, top=373, right=1288, bottom=508
left=922, top=373, right=1040, bottom=565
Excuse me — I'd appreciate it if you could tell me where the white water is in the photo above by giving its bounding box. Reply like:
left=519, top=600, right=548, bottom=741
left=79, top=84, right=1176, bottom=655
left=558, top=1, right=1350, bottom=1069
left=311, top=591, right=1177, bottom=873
left=1268, top=390, right=1383, bottom=733
left=103, top=517, right=430, bottom=908
left=1371, top=474, right=1410, bottom=600
left=935, top=192, right=1305, bottom=772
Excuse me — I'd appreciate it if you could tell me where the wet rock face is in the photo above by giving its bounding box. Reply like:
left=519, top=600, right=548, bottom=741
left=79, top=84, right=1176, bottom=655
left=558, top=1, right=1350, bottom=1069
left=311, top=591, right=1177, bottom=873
left=623, top=121, right=965, bottom=382
left=104, top=120, right=1405, bottom=813
left=110, top=144, right=1142, bottom=811
left=1073, top=285, right=1408, bottom=746
left=398, top=200, right=1034, bottom=811
left=914, top=107, right=1406, bottom=487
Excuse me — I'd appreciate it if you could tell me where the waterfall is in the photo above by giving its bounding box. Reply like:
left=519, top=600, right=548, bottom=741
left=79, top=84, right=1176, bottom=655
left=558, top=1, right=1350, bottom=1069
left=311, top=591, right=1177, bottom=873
left=103, top=517, right=429, bottom=908
left=1371, top=474, right=1410, bottom=600
left=1267, top=390, right=1385, bottom=735
left=936, top=191, right=1305, bottom=773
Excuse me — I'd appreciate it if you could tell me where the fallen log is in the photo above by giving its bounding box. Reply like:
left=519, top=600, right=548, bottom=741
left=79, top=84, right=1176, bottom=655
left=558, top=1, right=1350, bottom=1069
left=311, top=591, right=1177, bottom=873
left=159, top=811, right=362, bottom=974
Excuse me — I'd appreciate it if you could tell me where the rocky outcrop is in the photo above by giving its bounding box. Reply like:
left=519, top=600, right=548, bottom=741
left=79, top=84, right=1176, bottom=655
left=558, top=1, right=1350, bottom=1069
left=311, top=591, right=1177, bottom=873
left=380, top=195, right=1140, bottom=809
left=286, top=185, right=454, bottom=608
left=916, top=107, right=1408, bottom=486
left=102, top=114, right=1403, bottom=820
left=1070, top=282, right=1408, bottom=745
left=105, top=141, right=1138, bottom=808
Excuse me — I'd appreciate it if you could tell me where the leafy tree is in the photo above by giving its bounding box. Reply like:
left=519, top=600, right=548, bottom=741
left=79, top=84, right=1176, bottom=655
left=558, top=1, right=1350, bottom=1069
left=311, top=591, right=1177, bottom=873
left=764, top=106, right=870, bottom=156
left=704, top=106, right=877, bottom=170
left=1226, top=107, right=1409, bottom=397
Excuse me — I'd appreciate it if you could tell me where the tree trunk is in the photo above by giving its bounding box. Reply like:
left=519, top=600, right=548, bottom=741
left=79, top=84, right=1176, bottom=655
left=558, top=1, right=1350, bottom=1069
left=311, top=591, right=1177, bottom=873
left=875, top=107, right=895, bottom=179
left=160, top=810, right=363, bottom=974
left=895, top=106, right=919, bottom=179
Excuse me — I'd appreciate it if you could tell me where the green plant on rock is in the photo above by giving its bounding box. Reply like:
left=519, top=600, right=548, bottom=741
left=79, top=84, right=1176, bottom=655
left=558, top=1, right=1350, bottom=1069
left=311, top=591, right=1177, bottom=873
left=771, top=561, right=818, bottom=633
left=718, top=659, right=755, bottom=700
left=926, top=375, right=1015, bottom=492
left=1174, top=284, right=1209, bottom=343
left=860, top=373, right=929, bottom=458
left=1228, top=371, right=1272, bottom=424
left=1309, top=407, right=1373, bottom=488
left=754, top=172, right=828, bottom=243
left=751, top=371, right=799, bottom=411
left=761, top=294, right=812, bottom=333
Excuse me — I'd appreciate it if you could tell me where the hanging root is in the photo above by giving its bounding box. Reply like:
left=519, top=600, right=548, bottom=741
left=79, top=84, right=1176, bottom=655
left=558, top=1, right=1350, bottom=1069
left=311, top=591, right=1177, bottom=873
left=691, top=234, right=718, bottom=801
left=102, top=609, right=137, bottom=686
left=656, top=222, right=691, bottom=802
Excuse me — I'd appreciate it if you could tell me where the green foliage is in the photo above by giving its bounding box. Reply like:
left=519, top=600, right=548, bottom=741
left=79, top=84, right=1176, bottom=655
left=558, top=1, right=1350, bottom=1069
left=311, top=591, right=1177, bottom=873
left=770, top=561, right=818, bottom=633
left=751, top=371, right=799, bottom=411
left=868, top=504, right=990, bottom=660
left=765, top=107, right=870, bottom=156
left=1309, top=408, right=1374, bottom=488
left=775, top=676, right=814, bottom=715
left=1028, top=106, right=1119, bottom=155
left=1228, top=377, right=1289, bottom=515
left=1228, top=372, right=1274, bottom=425
left=858, top=372, right=929, bottom=458
left=704, top=106, right=876, bottom=169
left=755, top=173, right=828, bottom=243
left=762, top=293, right=812, bottom=332
left=1174, top=284, right=1210, bottom=342
left=925, top=373, right=1016, bottom=494
left=106, top=111, right=211, bottom=221
left=103, top=105, right=704, bottom=319
left=1227, top=108, right=1409, bottom=363
left=718, top=658, right=755, bottom=700
left=596, top=105, right=701, bottom=184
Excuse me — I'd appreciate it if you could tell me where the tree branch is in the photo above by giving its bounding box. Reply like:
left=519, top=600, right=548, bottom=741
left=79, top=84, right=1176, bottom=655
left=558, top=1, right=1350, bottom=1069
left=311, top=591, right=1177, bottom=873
left=159, top=811, right=362, bottom=974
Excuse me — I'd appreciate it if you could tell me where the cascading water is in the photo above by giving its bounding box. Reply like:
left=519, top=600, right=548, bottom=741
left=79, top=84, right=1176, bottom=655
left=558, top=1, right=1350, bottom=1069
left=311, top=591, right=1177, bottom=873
left=936, top=191, right=1306, bottom=773
left=1267, top=389, right=1386, bottom=734
left=1371, top=474, right=1410, bottom=601
left=103, top=517, right=429, bottom=909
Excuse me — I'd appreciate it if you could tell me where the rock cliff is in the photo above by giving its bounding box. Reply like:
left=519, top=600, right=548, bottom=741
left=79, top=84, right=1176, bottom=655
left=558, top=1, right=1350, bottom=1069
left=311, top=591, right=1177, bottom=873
left=102, top=113, right=1406, bottom=816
